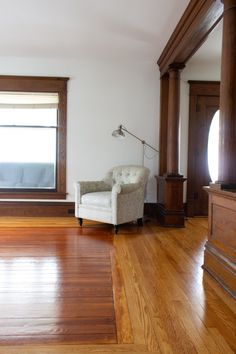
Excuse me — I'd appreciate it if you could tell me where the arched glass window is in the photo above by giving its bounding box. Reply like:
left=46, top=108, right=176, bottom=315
left=207, top=110, right=219, bottom=183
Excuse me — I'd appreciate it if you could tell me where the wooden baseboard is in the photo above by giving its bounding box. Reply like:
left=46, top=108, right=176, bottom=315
left=0, top=201, right=75, bottom=217
left=144, top=203, right=158, bottom=219
left=203, top=243, right=236, bottom=300
left=0, top=201, right=159, bottom=219
left=203, top=187, right=236, bottom=300
left=157, top=203, right=185, bottom=227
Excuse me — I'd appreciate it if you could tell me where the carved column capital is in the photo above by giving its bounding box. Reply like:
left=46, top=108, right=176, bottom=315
left=168, top=63, right=185, bottom=72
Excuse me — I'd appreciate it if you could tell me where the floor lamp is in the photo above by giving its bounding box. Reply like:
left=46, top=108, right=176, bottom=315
left=112, top=124, right=158, bottom=165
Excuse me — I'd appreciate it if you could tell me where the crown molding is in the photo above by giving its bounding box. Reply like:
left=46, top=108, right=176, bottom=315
left=157, top=0, right=223, bottom=76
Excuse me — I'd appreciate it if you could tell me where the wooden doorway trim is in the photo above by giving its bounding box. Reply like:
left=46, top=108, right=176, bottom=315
left=157, top=0, right=223, bottom=175
left=157, top=0, right=223, bottom=77
left=156, top=0, right=223, bottom=227
left=187, top=81, right=220, bottom=216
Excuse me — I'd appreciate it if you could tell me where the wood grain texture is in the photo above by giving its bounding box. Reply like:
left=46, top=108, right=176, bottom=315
left=110, top=249, right=134, bottom=344
left=159, top=73, right=169, bottom=176
left=157, top=0, right=223, bottom=75
left=218, top=0, right=236, bottom=183
left=156, top=176, right=186, bottom=227
left=0, top=225, right=117, bottom=345
left=0, top=217, right=235, bottom=353
left=0, top=202, right=75, bottom=217
left=203, top=187, right=236, bottom=299
left=187, top=82, right=220, bottom=216
left=166, top=65, right=184, bottom=175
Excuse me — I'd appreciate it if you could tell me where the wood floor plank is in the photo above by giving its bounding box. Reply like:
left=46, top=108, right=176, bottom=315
left=0, top=217, right=235, bottom=353
left=0, top=344, right=149, bottom=354
left=0, top=227, right=117, bottom=345
left=115, top=235, right=161, bottom=353
left=0, top=333, right=117, bottom=345
left=110, top=249, right=134, bottom=344
left=0, top=317, right=116, bottom=335
left=125, top=234, right=198, bottom=353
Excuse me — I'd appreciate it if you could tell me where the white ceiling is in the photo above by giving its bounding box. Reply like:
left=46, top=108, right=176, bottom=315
left=0, top=0, right=190, bottom=61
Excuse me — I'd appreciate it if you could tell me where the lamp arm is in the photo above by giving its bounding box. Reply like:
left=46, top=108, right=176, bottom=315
left=121, top=125, right=159, bottom=153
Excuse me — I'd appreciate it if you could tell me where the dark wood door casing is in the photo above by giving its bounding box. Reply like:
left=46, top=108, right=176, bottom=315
left=156, top=0, right=223, bottom=227
left=157, top=0, right=223, bottom=176
left=187, top=81, right=220, bottom=216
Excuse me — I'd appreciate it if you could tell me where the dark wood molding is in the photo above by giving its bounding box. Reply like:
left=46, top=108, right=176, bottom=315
left=156, top=175, right=186, bottom=227
left=157, top=0, right=223, bottom=76
left=0, top=75, right=69, bottom=91
left=144, top=202, right=158, bottom=219
left=0, top=191, right=66, bottom=199
left=203, top=187, right=236, bottom=299
left=166, top=65, right=184, bottom=175
left=188, top=80, right=220, bottom=95
left=187, top=81, right=220, bottom=216
left=199, top=0, right=236, bottom=299
left=0, top=201, right=75, bottom=217
left=0, top=75, right=69, bottom=200
left=159, top=74, right=169, bottom=175
left=218, top=0, right=236, bottom=183
left=157, top=0, right=223, bottom=227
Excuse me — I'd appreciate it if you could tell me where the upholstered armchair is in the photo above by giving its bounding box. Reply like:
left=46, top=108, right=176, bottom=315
left=75, top=165, right=150, bottom=233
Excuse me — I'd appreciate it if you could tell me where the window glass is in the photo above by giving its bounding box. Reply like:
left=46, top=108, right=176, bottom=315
left=0, top=76, right=68, bottom=199
left=0, top=108, right=57, bottom=126
left=0, top=93, right=58, bottom=190
left=207, top=110, right=219, bottom=183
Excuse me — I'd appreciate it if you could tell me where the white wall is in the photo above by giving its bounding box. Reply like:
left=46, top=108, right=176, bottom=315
left=0, top=57, right=160, bottom=202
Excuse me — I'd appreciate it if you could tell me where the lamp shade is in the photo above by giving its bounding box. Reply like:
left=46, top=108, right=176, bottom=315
left=112, top=125, right=125, bottom=138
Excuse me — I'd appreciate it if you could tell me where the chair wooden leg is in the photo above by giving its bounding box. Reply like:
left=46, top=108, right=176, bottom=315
left=114, top=225, right=119, bottom=234
left=78, top=218, right=83, bottom=226
left=137, top=218, right=143, bottom=226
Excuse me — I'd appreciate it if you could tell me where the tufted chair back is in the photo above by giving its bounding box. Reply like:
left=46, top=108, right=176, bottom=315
left=104, top=165, right=149, bottom=187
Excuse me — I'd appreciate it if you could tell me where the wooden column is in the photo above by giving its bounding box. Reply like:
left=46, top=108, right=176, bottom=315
left=166, top=64, right=184, bottom=176
left=218, top=0, right=236, bottom=184
left=203, top=0, right=236, bottom=299
left=156, top=64, right=186, bottom=227
left=159, top=73, right=169, bottom=176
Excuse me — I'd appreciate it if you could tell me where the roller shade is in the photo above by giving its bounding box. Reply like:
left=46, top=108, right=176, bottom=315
left=0, top=92, right=59, bottom=109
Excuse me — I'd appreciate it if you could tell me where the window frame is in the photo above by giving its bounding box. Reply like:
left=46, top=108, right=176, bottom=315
left=0, top=75, right=68, bottom=199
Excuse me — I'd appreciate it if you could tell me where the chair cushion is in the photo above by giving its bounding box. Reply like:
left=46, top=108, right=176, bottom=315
left=81, top=191, right=111, bottom=208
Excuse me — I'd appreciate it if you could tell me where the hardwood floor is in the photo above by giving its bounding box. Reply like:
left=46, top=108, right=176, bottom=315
left=0, top=217, right=235, bottom=353
left=0, top=227, right=117, bottom=345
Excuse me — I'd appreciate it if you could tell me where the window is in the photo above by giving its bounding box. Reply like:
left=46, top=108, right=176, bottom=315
left=208, top=109, right=219, bottom=183
left=0, top=76, right=68, bottom=199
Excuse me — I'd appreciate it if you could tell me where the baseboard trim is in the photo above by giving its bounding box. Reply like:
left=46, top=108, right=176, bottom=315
left=144, top=203, right=158, bottom=219
left=0, top=201, right=159, bottom=219
left=203, top=242, right=236, bottom=300
left=0, top=201, right=75, bottom=217
left=157, top=203, right=185, bottom=227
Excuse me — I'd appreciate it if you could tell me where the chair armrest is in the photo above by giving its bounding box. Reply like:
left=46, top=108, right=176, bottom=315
left=75, top=180, right=111, bottom=203
left=111, top=183, right=145, bottom=225
left=112, top=182, right=140, bottom=195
